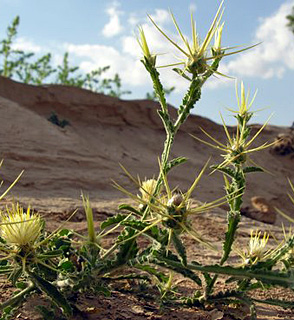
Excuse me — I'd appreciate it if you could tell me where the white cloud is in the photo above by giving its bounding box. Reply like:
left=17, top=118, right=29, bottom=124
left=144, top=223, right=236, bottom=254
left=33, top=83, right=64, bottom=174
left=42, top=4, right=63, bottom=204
left=65, top=43, right=147, bottom=86
left=102, top=1, right=124, bottom=38
left=149, top=9, right=170, bottom=25
left=225, top=1, right=294, bottom=80
left=64, top=9, right=192, bottom=92
left=121, top=17, right=190, bottom=91
left=128, top=14, right=140, bottom=26
left=11, top=37, right=42, bottom=53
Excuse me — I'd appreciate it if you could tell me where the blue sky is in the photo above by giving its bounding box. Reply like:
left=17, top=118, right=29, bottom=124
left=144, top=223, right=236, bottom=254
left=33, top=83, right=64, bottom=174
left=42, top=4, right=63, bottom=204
left=0, top=0, right=293, bottom=126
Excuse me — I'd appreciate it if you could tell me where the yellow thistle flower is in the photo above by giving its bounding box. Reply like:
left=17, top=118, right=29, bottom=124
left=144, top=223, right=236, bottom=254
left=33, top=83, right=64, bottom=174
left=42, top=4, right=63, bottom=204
left=139, top=178, right=158, bottom=203
left=148, top=1, right=257, bottom=78
left=0, top=204, right=42, bottom=247
left=248, top=230, right=269, bottom=260
left=236, top=230, right=271, bottom=265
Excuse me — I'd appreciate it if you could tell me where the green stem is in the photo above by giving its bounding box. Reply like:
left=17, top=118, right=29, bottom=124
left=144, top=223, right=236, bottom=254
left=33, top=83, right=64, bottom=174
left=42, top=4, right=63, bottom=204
left=173, top=78, right=202, bottom=132
left=156, top=255, right=294, bottom=287
left=0, top=282, right=35, bottom=310
left=206, top=164, right=245, bottom=296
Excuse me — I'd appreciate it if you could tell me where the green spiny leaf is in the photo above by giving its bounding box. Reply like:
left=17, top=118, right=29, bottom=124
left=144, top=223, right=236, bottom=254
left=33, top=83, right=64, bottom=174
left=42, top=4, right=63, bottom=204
left=115, top=228, right=139, bottom=265
left=252, top=297, right=294, bottom=309
left=243, top=166, right=264, bottom=174
left=153, top=250, right=201, bottom=286
left=165, top=157, right=187, bottom=173
left=118, top=204, right=142, bottom=216
left=28, top=271, right=72, bottom=317
left=211, top=165, right=236, bottom=178
left=172, top=68, right=191, bottom=81
left=134, top=264, right=169, bottom=283
left=221, top=211, right=240, bottom=264
left=100, top=213, right=128, bottom=230
left=38, top=249, right=63, bottom=259
left=121, top=219, right=167, bottom=244
left=171, top=232, right=187, bottom=266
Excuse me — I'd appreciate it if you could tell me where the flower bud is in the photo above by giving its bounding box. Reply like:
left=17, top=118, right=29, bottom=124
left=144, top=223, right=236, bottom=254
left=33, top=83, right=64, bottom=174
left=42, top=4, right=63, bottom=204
left=167, top=194, right=183, bottom=207
left=213, top=22, right=224, bottom=54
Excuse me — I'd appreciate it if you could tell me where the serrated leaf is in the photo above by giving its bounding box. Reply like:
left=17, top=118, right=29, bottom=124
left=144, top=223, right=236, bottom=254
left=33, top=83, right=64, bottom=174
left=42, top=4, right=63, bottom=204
left=38, top=249, right=63, bottom=259
left=171, top=232, right=187, bottom=266
left=121, top=219, right=166, bottom=244
left=165, top=157, right=187, bottom=173
left=211, top=165, right=236, bottom=178
left=172, top=68, right=191, bottom=81
left=157, top=110, right=174, bottom=133
left=153, top=250, right=201, bottom=286
left=28, top=271, right=72, bottom=317
left=118, top=204, right=142, bottom=216
left=135, top=264, right=169, bottom=283
left=188, top=263, right=294, bottom=289
left=243, top=166, right=264, bottom=174
left=221, top=212, right=240, bottom=264
left=252, top=297, right=294, bottom=309
left=115, top=228, right=139, bottom=265
left=100, top=213, right=128, bottom=230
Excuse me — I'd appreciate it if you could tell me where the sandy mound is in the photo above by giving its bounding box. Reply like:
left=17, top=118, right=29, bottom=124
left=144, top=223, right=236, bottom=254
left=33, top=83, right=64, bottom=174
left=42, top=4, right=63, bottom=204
left=0, top=76, right=293, bottom=220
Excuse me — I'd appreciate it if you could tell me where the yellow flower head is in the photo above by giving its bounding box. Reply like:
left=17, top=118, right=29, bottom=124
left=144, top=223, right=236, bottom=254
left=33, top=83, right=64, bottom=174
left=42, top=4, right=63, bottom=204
left=139, top=178, right=158, bottom=202
left=235, top=230, right=272, bottom=266
left=1, top=204, right=42, bottom=247
left=248, top=230, right=269, bottom=260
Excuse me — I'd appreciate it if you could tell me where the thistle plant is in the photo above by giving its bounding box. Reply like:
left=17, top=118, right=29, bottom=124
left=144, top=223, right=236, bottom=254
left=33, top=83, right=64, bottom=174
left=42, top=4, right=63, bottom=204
left=137, top=1, right=255, bottom=204
left=193, top=82, right=273, bottom=265
left=3, top=4, right=294, bottom=320
left=0, top=203, right=75, bottom=318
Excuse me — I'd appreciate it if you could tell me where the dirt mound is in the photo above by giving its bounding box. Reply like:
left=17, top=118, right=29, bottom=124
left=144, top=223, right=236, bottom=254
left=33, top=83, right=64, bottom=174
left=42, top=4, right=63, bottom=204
left=0, top=76, right=293, bottom=221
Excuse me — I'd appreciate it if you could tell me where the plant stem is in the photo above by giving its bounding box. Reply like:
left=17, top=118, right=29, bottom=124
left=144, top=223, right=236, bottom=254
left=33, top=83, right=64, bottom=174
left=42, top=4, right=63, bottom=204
left=154, top=254, right=294, bottom=287
left=0, top=282, right=35, bottom=310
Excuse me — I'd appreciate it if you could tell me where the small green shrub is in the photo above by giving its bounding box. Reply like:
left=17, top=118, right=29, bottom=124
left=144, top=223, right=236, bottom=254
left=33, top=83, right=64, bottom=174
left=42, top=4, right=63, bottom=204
left=48, top=112, right=70, bottom=128
left=0, top=16, right=131, bottom=98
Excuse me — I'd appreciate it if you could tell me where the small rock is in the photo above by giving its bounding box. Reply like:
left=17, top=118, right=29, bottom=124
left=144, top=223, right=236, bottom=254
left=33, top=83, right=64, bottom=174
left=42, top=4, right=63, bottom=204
left=131, top=305, right=144, bottom=314
left=270, top=133, right=294, bottom=155
left=241, top=196, right=276, bottom=224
